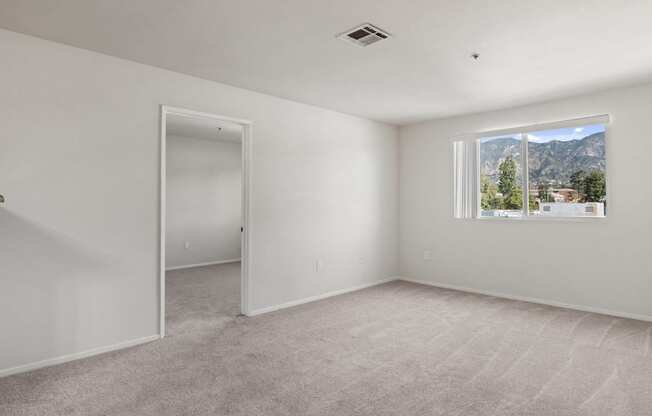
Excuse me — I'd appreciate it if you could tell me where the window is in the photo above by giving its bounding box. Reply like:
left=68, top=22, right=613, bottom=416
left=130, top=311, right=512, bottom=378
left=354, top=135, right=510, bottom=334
left=454, top=116, right=607, bottom=219
left=480, top=134, right=524, bottom=218
left=526, top=124, right=606, bottom=217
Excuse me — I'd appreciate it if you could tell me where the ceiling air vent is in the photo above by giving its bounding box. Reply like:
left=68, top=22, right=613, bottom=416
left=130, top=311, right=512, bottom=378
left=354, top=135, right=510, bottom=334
left=337, top=23, right=391, bottom=47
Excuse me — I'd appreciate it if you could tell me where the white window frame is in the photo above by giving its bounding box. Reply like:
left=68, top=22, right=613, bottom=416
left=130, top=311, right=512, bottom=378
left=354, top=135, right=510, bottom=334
left=453, top=114, right=610, bottom=222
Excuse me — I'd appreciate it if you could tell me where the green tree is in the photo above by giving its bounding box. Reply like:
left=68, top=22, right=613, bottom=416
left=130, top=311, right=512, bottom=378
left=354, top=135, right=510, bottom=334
left=480, top=174, right=500, bottom=209
left=537, top=183, right=553, bottom=203
left=583, top=170, right=606, bottom=202
left=497, top=157, right=521, bottom=209
left=503, top=186, right=522, bottom=209
left=529, top=193, right=538, bottom=211
left=497, top=156, right=518, bottom=196
left=570, top=170, right=587, bottom=200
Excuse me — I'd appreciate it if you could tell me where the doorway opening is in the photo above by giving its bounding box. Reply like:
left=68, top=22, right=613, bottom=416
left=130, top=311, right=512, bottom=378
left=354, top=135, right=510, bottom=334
left=159, top=106, right=252, bottom=337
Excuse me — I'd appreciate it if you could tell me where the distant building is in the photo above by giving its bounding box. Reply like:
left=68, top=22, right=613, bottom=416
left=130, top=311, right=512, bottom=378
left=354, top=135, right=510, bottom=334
left=549, top=188, right=578, bottom=203
left=538, top=202, right=605, bottom=217
left=481, top=209, right=523, bottom=218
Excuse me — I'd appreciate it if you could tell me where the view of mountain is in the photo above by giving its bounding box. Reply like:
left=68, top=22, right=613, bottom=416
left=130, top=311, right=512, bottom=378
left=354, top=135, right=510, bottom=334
left=480, top=132, right=606, bottom=186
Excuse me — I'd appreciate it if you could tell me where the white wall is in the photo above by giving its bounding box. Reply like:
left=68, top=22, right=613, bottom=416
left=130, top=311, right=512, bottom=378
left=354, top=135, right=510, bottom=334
left=400, top=82, right=652, bottom=319
left=0, top=29, right=399, bottom=373
left=166, top=135, right=241, bottom=269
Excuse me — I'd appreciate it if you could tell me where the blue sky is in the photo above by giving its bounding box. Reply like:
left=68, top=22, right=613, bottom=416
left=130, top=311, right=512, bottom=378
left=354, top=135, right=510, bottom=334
left=527, top=123, right=605, bottom=143
left=480, top=123, right=605, bottom=143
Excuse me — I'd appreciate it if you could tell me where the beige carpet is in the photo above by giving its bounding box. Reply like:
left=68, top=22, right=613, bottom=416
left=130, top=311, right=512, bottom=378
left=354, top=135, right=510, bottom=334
left=166, top=261, right=241, bottom=336
left=1, top=266, right=652, bottom=415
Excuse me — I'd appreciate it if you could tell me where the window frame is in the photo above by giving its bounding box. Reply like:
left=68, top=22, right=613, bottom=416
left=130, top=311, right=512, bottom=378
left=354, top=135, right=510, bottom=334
left=471, top=115, right=609, bottom=222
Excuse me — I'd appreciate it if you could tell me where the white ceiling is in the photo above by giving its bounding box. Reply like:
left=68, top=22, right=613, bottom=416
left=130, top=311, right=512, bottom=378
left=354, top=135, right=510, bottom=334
left=2, top=1, right=652, bottom=125
left=167, top=114, right=242, bottom=143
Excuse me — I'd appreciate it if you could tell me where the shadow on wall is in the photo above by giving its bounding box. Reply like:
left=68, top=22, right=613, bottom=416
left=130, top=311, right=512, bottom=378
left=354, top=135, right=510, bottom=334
left=0, top=209, right=107, bottom=370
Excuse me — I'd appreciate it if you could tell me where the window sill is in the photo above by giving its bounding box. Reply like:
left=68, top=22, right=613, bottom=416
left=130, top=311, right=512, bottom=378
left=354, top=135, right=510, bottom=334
left=476, top=215, right=607, bottom=223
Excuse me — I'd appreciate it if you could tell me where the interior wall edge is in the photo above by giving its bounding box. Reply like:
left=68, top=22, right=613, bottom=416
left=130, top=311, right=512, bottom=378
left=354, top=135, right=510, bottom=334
left=165, top=258, right=241, bottom=271
left=0, top=335, right=161, bottom=379
left=399, top=277, right=652, bottom=323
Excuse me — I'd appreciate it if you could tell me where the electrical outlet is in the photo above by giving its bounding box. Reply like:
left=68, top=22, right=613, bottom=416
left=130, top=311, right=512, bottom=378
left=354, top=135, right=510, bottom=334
left=358, top=257, right=365, bottom=264
left=423, top=250, right=432, bottom=261
left=315, top=260, right=323, bottom=272
left=184, top=241, right=191, bottom=250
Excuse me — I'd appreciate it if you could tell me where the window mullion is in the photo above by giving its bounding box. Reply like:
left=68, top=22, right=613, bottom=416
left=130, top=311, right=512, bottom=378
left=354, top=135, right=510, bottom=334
left=474, top=139, right=480, bottom=218
left=522, top=133, right=529, bottom=217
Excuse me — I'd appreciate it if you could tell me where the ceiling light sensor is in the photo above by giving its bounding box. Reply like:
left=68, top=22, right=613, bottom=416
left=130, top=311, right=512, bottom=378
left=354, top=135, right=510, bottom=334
left=471, top=53, right=480, bottom=60
left=337, top=23, right=391, bottom=47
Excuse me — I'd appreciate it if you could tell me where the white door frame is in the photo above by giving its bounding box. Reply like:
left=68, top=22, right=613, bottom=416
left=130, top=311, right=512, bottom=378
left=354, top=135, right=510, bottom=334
left=159, top=105, right=253, bottom=337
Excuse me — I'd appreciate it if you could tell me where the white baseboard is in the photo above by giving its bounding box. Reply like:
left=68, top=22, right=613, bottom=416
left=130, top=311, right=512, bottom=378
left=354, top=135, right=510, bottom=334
left=166, top=258, right=241, bottom=271
left=9, top=277, right=646, bottom=378
left=399, top=277, right=652, bottom=323
left=247, top=278, right=396, bottom=316
left=0, top=334, right=160, bottom=378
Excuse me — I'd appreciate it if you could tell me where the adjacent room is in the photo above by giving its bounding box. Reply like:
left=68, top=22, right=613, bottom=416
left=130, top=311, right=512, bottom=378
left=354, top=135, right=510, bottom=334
left=164, top=111, right=244, bottom=336
left=1, top=1, right=651, bottom=416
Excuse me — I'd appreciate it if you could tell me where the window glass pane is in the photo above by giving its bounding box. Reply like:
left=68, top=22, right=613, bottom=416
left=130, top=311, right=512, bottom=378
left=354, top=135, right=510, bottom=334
left=479, top=134, right=523, bottom=217
left=527, top=124, right=606, bottom=217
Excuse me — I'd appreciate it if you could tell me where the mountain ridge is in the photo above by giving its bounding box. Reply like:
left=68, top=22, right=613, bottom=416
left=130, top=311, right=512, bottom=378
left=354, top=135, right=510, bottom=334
left=480, top=132, right=606, bottom=186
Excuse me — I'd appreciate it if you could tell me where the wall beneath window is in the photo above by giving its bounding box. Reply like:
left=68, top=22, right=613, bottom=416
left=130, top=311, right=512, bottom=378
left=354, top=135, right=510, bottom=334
left=166, top=135, right=241, bottom=270
left=400, top=82, right=652, bottom=319
left=0, top=29, right=399, bottom=374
